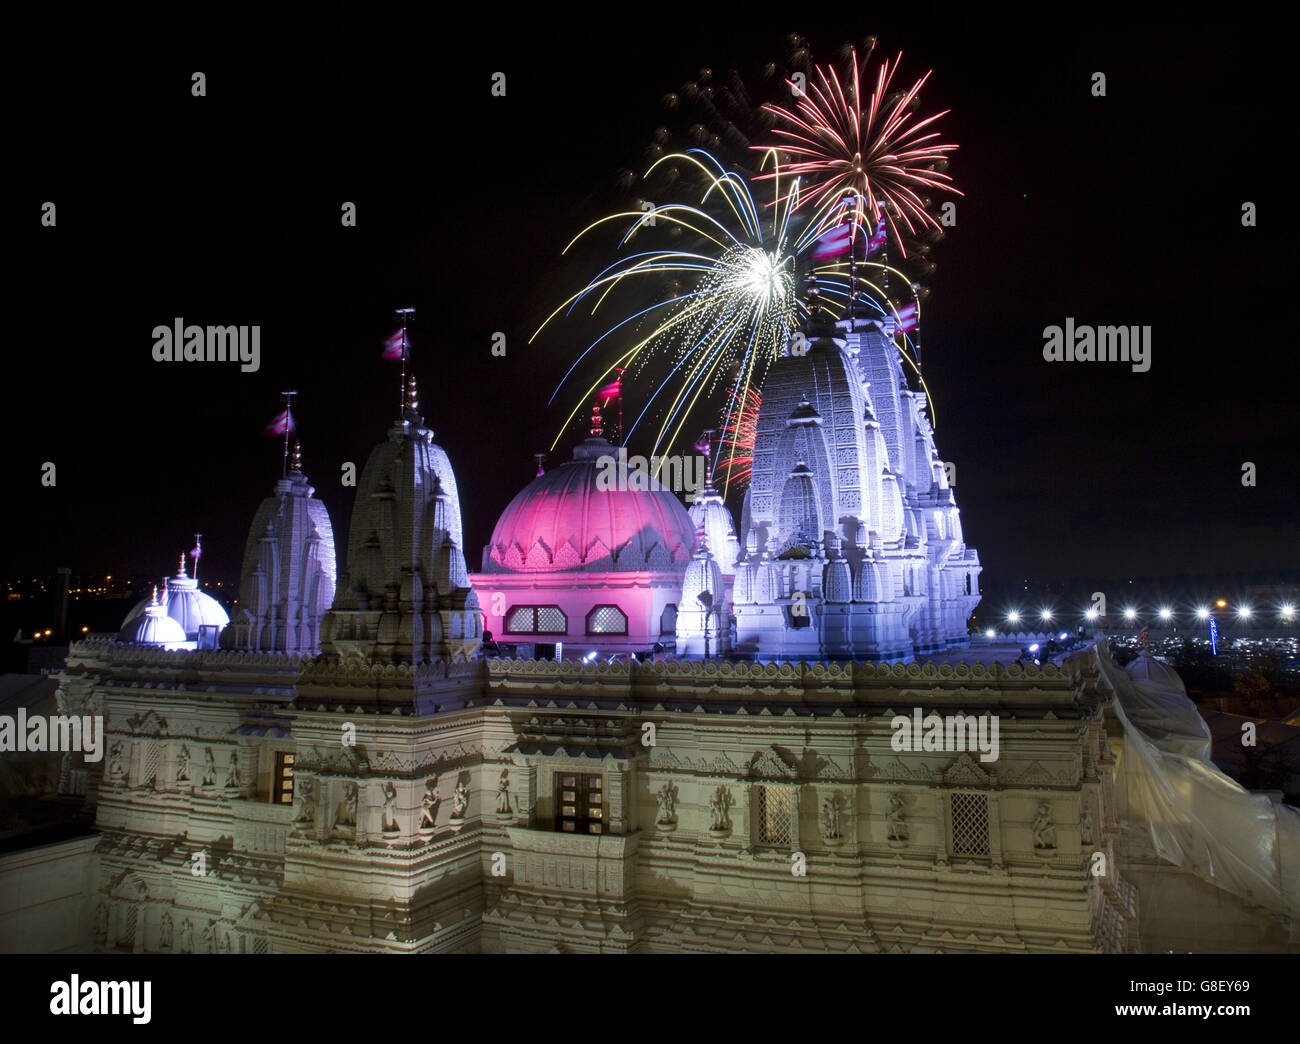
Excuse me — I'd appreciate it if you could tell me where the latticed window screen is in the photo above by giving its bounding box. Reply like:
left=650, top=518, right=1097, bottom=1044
left=757, top=785, right=793, bottom=847
left=536, top=606, right=567, bottom=633
left=950, top=792, right=990, bottom=856
left=587, top=605, right=628, bottom=634
left=143, top=743, right=162, bottom=788
left=504, top=605, right=567, bottom=634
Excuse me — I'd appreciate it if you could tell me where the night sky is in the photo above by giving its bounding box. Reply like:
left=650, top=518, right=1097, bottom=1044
left=11, top=17, right=1296, bottom=609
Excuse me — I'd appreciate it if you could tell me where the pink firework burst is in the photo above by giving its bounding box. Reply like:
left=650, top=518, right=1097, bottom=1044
left=758, top=46, right=961, bottom=256
left=716, top=385, right=762, bottom=493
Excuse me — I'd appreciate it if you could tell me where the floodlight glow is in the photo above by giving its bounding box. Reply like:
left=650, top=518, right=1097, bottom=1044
left=1195, top=607, right=1210, bottom=620
left=1028, top=643, right=1039, bottom=652
left=1123, top=608, right=1137, bottom=621
left=1236, top=606, right=1252, bottom=619
left=1158, top=607, right=1172, bottom=620
left=1007, top=610, right=1021, bottom=624
left=1039, top=609, right=1053, bottom=621
left=1281, top=604, right=1295, bottom=619
left=984, top=628, right=995, bottom=638
left=1084, top=608, right=1099, bottom=621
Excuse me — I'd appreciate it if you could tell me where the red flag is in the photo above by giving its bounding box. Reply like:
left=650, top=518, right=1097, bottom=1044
left=596, top=379, right=621, bottom=404
left=383, top=328, right=407, bottom=360
left=1136, top=625, right=1149, bottom=648
left=693, top=435, right=710, bottom=456
left=190, top=536, right=202, bottom=562
left=812, top=221, right=854, bottom=259
left=264, top=409, right=294, bottom=436
left=890, top=302, right=919, bottom=333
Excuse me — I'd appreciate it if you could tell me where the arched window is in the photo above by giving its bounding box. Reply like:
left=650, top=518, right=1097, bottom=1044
left=660, top=603, right=677, bottom=636
left=503, top=605, right=567, bottom=635
left=586, top=605, right=628, bottom=635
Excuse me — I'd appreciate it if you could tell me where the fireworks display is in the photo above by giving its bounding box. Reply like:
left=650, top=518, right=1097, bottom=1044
left=535, top=150, right=849, bottom=463
left=535, top=36, right=957, bottom=485
left=760, top=42, right=961, bottom=255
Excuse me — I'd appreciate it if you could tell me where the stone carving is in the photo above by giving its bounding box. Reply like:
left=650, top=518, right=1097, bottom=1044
left=381, top=781, right=400, bottom=834
left=175, top=744, right=190, bottom=783
left=655, top=781, right=678, bottom=830
left=107, top=742, right=125, bottom=781
left=94, top=900, right=108, bottom=942
left=450, top=779, right=470, bottom=821
left=495, top=768, right=512, bottom=818
left=294, top=777, right=317, bottom=826
left=201, top=748, right=217, bottom=787
left=821, top=793, right=843, bottom=841
left=335, top=782, right=359, bottom=836
left=1032, top=802, right=1057, bottom=854
left=886, top=792, right=908, bottom=843
left=218, top=928, right=232, bottom=954
left=708, top=786, right=732, bottom=833
left=419, top=778, right=439, bottom=831
left=1079, top=798, right=1094, bottom=845
left=201, top=922, right=214, bottom=953
left=159, top=911, right=173, bottom=951
left=224, top=751, right=240, bottom=792
left=180, top=919, right=194, bottom=954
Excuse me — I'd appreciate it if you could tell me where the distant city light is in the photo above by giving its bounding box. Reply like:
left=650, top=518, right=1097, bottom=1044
left=1123, top=607, right=1137, bottom=621
left=1215, top=599, right=1227, bottom=608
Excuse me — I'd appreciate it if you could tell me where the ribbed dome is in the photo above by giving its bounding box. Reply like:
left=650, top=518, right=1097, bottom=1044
left=482, top=438, right=696, bottom=574
left=118, top=601, right=189, bottom=647
left=122, top=568, right=230, bottom=638
left=687, top=485, right=740, bottom=577
left=1126, top=650, right=1187, bottom=697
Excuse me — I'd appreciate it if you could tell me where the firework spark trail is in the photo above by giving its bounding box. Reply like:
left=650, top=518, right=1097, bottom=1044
left=533, top=151, right=833, bottom=459
left=758, top=47, right=961, bottom=257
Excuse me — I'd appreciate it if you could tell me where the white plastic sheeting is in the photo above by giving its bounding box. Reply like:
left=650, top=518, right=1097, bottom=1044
left=1095, top=643, right=1299, bottom=940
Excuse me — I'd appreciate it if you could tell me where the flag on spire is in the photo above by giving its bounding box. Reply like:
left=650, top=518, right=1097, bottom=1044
left=596, top=378, right=621, bottom=404
left=382, top=328, right=407, bottom=360
left=264, top=408, right=294, bottom=436
left=890, top=302, right=919, bottom=333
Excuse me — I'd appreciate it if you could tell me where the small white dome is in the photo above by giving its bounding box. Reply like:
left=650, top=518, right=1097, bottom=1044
left=166, top=576, right=230, bottom=637
left=118, top=601, right=188, bottom=647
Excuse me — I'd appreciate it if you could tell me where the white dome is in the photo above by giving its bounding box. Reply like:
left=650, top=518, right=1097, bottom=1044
left=118, top=601, right=189, bottom=647
left=121, top=562, right=230, bottom=639
left=166, top=576, right=230, bottom=637
left=1125, top=650, right=1187, bottom=697
left=687, top=483, right=740, bottom=577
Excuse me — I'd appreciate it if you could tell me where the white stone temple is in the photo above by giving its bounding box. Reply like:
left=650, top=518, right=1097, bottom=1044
left=4, top=314, right=1295, bottom=955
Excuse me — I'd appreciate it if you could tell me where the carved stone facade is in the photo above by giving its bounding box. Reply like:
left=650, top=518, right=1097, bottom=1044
left=57, top=640, right=1144, bottom=953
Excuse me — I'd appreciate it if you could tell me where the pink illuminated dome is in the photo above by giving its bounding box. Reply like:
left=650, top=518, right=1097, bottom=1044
left=481, top=438, right=695, bottom=575
left=471, top=438, right=696, bottom=657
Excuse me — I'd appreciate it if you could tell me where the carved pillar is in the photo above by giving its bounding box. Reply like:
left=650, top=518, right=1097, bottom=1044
left=607, top=763, right=627, bottom=835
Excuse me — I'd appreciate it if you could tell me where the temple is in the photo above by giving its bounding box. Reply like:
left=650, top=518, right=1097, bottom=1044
left=6, top=307, right=1295, bottom=956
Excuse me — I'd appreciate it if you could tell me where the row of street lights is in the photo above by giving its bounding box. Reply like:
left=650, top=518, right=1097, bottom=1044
left=995, top=602, right=1295, bottom=629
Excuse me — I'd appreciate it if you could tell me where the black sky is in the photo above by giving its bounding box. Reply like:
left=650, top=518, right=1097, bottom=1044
left=10, top=15, right=1297, bottom=603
